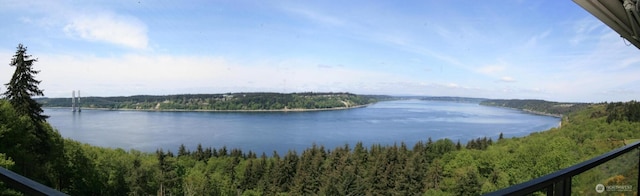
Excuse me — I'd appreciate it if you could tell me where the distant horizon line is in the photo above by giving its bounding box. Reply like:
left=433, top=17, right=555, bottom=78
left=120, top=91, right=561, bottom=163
left=32, top=92, right=604, bottom=104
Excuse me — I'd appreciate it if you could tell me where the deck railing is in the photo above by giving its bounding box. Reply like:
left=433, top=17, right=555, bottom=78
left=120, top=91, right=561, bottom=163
left=487, top=141, right=640, bottom=195
left=0, top=166, right=67, bottom=196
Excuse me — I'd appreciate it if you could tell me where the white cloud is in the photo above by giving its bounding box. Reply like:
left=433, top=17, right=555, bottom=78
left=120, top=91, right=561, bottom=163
left=569, top=17, right=603, bottom=45
left=524, top=29, right=551, bottom=48
left=4, top=1, right=638, bottom=102
left=614, top=56, right=640, bottom=70
left=317, top=64, right=333, bottom=69
left=63, top=12, right=148, bottom=49
left=533, top=24, right=640, bottom=102
left=601, top=89, right=638, bottom=95
left=32, top=53, right=405, bottom=97
left=477, top=64, right=505, bottom=74
left=499, top=76, right=516, bottom=83
left=5, top=1, right=150, bottom=50
left=446, top=83, right=460, bottom=88
left=0, top=47, right=552, bottom=100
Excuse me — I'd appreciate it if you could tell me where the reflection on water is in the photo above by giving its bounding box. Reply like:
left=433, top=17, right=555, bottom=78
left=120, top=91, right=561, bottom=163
left=45, top=100, right=560, bottom=154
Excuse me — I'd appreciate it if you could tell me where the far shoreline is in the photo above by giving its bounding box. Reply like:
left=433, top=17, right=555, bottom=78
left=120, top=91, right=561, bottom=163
left=44, top=103, right=374, bottom=113
left=481, top=105, right=564, bottom=118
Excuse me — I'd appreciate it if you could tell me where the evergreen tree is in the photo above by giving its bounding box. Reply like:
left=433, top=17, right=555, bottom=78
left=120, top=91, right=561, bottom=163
left=1, top=44, right=63, bottom=185
left=425, top=159, right=444, bottom=190
left=204, top=147, right=213, bottom=160
left=397, top=151, right=426, bottom=195
left=194, top=144, right=204, bottom=161
left=3, top=44, right=47, bottom=123
left=291, top=144, right=324, bottom=195
left=240, top=160, right=256, bottom=191
left=178, top=144, right=190, bottom=157
left=155, top=149, right=181, bottom=195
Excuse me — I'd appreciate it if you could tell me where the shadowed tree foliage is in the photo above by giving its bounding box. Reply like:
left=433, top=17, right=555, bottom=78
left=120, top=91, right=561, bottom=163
left=480, top=99, right=589, bottom=116
left=0, top=44, right=64, bottom=189
left=605, top=101, right=640, bottom=123
left=3, top=43, right=47, bottom=123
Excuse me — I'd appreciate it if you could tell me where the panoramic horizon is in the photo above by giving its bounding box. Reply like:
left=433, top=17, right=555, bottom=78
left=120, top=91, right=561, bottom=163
left=1, top=1, right=639, bottom=103
left=38, top=93, right=574, bottom=104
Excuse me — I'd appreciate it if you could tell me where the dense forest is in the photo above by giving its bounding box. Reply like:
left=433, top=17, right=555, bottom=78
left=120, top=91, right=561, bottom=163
left=36, top=93, right=385, bottom=111
left=3, top=98, right=640, bottom=195
left=604, top=101, right=640, bottom=123
left=480, top=99, right=591, bottom=117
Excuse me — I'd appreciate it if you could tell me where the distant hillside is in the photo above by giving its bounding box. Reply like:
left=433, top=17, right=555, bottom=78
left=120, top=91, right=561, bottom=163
left=480, top=99, right=591, bottom=117
left=37, top=92, right=386, bottom=111
left=391, top=96, right=487, bottom=103
left=420, top=96, right=488, bottom=103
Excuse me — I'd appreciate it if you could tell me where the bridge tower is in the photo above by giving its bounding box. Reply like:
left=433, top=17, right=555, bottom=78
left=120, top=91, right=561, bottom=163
left=72, top=91, right=76, bottom=112
left=77, top=90, right=81, bottom=112
left=71, top=90, right=81, bottom=112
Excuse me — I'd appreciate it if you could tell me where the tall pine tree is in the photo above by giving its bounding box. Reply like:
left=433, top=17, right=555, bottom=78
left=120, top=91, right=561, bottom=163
left=1, top=44, right=63, bottom=186
left=3, top=43, right=47, bottom=123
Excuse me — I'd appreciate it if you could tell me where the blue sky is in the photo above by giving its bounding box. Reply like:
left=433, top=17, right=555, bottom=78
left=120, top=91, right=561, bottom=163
left=0, top=0, right=639, bottom=102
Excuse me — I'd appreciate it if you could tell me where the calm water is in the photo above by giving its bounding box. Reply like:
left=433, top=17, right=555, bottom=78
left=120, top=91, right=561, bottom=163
left=44, top=100, right=560, bottom=154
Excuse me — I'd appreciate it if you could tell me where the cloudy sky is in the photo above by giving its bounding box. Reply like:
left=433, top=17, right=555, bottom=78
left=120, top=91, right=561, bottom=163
left=0, top=0, right=638, bottom=102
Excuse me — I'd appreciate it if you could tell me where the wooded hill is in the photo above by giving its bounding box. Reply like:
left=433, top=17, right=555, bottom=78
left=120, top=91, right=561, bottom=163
left=480, top=99, right=591, bottom=117
left=420, top=96, right=487, bottom=103
left=3, top=99, right=639, bottom=195
left=36, top=92, right=385, bottom=111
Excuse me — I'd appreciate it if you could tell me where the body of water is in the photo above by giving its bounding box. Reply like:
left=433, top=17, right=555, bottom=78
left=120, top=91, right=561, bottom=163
left=44, top=100, right=560, bottom=154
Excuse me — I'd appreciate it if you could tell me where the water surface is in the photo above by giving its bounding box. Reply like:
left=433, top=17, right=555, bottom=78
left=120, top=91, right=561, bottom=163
left=44, top=100, right=560, bottom=154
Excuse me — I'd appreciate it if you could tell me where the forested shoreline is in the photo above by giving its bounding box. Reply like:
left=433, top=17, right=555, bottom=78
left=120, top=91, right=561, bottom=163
left=36, top=93, right=385, bottom=111
left=3, top=98, right=640, bottom=195
left=480, top=99, right=591, bottom=117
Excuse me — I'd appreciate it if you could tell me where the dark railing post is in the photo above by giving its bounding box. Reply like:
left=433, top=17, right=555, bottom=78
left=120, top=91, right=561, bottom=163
left=557, top=177, right=571, bottom=195
left=545, top=185, right=553, bottom=196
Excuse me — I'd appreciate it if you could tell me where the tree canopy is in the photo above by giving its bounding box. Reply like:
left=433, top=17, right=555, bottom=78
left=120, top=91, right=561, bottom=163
left=3, top=43, right=47, bottom=123
left=37, top=92, right=384, bottom=111
left=11, top=100, right=635, bottom=195
left=480, top=99, right=590, bottom=117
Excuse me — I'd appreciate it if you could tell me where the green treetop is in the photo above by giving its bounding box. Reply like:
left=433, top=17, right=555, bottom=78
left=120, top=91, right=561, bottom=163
left=3, top=43, right=47, bottom=123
